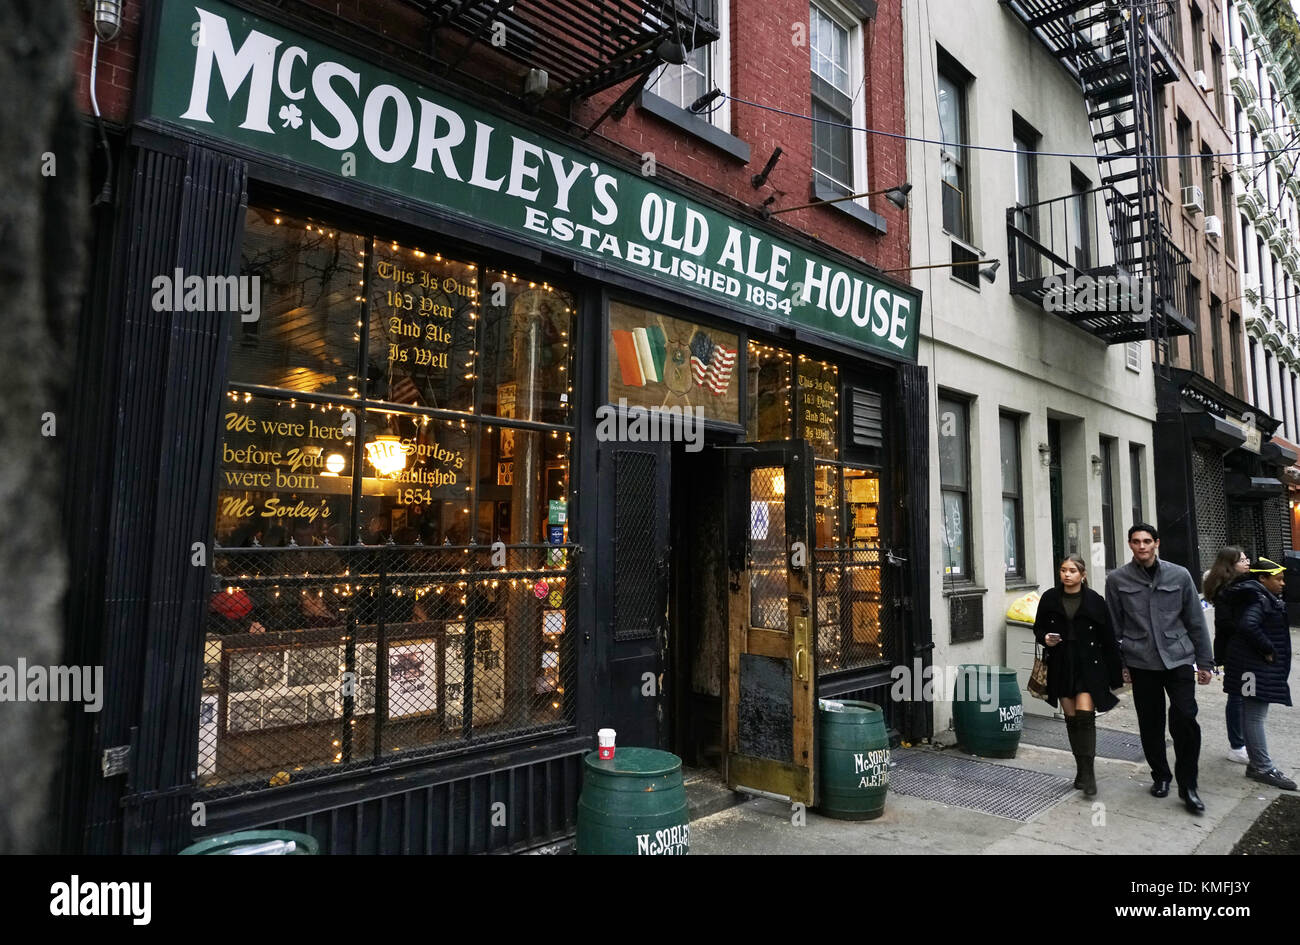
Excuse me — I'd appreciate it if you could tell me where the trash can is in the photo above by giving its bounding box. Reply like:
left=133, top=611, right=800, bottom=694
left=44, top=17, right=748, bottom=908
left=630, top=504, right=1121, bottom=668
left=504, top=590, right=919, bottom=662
left=576, top=747, right=689, bottom=855
left=953, top=664, right=1023, bottom=758
left=817, top=700, right=890, bottom=820
left=179, top=830, right=319, bottom=855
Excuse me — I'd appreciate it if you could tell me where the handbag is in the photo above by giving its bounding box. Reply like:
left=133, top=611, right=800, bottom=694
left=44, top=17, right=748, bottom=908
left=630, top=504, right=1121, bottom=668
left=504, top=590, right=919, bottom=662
left=1027, top=644, right=1049, bottom=700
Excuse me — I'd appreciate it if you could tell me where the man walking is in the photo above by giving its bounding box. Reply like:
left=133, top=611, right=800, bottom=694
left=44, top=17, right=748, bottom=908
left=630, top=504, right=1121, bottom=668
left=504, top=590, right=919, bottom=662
left=1105, top=524, right=1214, bottom=814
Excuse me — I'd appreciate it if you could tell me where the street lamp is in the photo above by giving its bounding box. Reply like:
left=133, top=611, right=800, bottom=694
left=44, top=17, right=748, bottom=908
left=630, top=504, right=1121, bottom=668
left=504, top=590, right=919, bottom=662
left=763, top=183, right=911, bottom=218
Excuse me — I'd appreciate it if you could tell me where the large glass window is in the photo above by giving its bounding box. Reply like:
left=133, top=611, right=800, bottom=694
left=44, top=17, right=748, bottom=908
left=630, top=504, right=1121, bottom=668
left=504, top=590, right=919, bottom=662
left=937, top=56, right=971, bottom=240
left=205, top=205, right=576, bottom=793
left=810, top=2, right=864, bottom=197
left=938, top=395, right=972, bottom=582
left=999, top=413, right=1023, bottom=580
left=648, top=0, right=730, bottom=132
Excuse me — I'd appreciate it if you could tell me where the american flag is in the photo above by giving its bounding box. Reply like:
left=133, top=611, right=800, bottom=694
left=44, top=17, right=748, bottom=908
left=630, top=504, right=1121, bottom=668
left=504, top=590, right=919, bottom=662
left=690, top=330, right=737, bottom=396
left=389, top=372, right=421, bottom=406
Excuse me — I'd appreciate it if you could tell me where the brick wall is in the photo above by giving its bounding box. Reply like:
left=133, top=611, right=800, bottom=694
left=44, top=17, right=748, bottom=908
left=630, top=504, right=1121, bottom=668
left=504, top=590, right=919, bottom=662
left=72, top=2, right=144, bottom=127
left=71, top=1, right=909, bottom=277
left=580, top=0, right=910, bottom=274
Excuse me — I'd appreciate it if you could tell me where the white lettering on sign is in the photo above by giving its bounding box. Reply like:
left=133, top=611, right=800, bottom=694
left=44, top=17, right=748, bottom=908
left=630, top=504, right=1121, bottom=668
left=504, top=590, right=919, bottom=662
left=167, top=2, right=918, bottom=355
left=998, top=703, right=1024, bottom=732
left=852, top=749, right=890, bottom=788
left=634, top=824, right=690, bottom=855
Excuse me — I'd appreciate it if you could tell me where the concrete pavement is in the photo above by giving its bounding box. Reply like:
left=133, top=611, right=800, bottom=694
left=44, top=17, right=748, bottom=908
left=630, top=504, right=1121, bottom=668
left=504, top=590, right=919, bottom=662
left=690, top=630, right=1299, bottom=854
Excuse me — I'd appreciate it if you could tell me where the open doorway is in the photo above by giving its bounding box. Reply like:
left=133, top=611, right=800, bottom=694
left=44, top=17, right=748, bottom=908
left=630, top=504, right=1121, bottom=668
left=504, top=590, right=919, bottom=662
left=668, top=439, right=730, bottom=772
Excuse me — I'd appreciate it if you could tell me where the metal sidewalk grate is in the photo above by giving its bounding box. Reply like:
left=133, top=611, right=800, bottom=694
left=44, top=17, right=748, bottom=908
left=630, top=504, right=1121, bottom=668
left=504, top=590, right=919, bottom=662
left=1019, top=715, right=1148, bottom=762
left=888, top=749, right=1073, bottom=822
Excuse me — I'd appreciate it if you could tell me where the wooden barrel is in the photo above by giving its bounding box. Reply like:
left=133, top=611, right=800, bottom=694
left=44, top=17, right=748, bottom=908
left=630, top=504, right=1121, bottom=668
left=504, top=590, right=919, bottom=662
left=953, top=665, right=1023, bottom=758
left=576, top=747, right=690, bottom=855
left=817, top=700, right=890, bottom=820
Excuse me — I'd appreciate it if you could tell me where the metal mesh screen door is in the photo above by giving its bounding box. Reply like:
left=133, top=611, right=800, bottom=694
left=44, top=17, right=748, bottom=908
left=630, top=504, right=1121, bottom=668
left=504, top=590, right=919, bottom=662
left=726, top=440, right=816, bottom=804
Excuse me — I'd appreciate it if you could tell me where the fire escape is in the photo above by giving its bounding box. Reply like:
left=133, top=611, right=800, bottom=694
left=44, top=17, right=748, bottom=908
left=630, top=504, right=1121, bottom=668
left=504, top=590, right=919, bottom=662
left=1003, top=0, right=1195, bottom=349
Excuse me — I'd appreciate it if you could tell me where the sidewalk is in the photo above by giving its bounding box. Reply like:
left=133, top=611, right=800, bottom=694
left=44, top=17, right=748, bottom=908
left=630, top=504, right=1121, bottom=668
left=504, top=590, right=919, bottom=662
left=690, top=632, right=1299, bottom=854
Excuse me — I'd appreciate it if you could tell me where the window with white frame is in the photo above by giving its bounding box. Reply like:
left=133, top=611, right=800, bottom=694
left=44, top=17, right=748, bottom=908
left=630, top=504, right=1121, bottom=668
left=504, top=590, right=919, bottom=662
left=810, top=2, right=866, bottom=198
left=648, top=0, right=731, bottom=131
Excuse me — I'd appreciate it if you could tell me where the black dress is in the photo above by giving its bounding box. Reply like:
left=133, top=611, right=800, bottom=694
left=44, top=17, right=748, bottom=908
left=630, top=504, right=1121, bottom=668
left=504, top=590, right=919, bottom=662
left=1032, top=586, right=1123, bottom=712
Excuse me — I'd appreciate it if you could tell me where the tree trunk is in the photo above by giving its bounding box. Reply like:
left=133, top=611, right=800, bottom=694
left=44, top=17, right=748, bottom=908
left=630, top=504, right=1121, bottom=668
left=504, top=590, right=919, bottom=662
left=0, top=1, right=86, bottom=853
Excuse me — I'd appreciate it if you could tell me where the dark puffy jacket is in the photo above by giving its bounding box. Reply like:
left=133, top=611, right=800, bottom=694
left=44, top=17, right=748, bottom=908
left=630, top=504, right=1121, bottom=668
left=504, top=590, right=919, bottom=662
left=1211, top=574, right=1249, bottom=665
left=1222, top=578, right=1293, bottom=706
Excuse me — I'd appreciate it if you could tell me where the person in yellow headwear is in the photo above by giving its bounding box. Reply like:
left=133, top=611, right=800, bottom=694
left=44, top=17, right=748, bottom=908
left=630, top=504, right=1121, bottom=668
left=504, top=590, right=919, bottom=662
left=1218, top=557, right=1295, bottom=791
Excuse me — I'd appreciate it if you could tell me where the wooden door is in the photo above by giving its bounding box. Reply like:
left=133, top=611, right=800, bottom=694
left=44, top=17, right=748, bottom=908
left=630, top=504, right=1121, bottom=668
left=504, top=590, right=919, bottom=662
left=725, top=441, right=816, bottom=804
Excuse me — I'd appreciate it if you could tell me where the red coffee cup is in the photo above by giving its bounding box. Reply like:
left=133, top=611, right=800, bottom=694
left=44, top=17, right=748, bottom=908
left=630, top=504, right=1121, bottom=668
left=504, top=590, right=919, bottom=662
left=597, top=728, right=616, bottom=760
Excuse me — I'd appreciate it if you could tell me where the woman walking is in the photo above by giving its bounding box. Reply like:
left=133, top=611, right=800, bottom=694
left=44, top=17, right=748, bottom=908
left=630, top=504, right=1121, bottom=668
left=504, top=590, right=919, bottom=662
left=1219, top=558, right=1296, bottom=790
left=1033, top=554, right=1124, bottom=796
left=1202, top=546, right=1251, bottom=763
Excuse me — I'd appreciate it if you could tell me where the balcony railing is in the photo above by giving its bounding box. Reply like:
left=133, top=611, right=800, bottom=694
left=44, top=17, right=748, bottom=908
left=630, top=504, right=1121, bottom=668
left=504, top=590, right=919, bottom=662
left=1007, top=186, right=1191, bottom=342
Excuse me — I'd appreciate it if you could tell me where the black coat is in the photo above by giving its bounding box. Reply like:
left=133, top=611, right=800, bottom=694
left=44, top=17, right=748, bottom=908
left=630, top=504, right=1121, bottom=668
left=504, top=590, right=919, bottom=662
left=1033, top=586, right=1124, bottom=709
left=1221, top=578, right=1293, bottom=706
left=1211, top=575, right=1247, bottom=665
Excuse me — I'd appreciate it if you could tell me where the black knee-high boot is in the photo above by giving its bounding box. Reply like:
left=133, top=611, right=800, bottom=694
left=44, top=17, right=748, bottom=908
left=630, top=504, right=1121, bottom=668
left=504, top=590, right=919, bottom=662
left=1064, top=713, right=1082, bottom=789
left=1075, top=709, right=1097, bottom=796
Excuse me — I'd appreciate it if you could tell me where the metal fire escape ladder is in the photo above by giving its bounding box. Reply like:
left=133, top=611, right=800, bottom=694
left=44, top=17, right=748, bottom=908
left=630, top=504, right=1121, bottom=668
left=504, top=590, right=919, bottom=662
left=1003, top=0, right=1188, bottom=348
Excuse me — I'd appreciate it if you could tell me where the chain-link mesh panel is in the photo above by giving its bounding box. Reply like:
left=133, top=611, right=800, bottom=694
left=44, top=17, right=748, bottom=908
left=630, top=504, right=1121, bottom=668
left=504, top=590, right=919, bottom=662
left=613, top=451, right=659, bottom=641
left=1191, top=444, right=1227, bottom=574
left=1265, top=495, right=1289, bottom=557
left=200, top=544, right=575, bottom=796
left=748, top=466, right=789, bottom=631
left=1228, top=501, right=1262, bottom=559
left=813, top=545, right=896, bottom=674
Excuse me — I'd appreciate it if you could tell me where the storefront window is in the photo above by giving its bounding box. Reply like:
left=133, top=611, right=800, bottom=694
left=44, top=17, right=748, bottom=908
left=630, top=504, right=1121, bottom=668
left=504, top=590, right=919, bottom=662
left=746, top=341, right=793, bottom=441
left=231, top=211, right=366, bottom=395
left=202, top=205, right=576, bottom=793
left=795, top=355, right=839, bottom=460
left=608, top=301, right=740, bottom=424
left=366, top=243, right=478, bottom=413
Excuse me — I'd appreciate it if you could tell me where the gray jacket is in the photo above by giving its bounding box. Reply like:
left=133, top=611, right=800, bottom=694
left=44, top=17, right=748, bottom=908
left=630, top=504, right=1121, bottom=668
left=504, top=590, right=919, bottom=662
left=1104, top=558, right=1213, bottom=671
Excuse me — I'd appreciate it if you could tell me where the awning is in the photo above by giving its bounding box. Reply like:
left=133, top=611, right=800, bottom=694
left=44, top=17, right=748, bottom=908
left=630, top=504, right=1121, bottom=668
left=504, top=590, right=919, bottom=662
left=1261, top=440, right=1300, bottom=468
left=1225, top=473, right=1285, bottom=498
left=1185, top=411, right=1247, bottom=449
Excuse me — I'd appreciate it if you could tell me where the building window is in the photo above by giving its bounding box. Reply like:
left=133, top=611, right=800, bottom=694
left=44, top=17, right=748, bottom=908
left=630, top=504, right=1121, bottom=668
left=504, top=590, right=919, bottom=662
left=1176, top=113, right=1193, bottom=195
left=1126, top=341, right=1143, bottom=372
left=1154, top=93, right=1169, bottom=188
left=649, top=0, right=731, bottom=132
left=1101, top=436, right=1117, bottom=571
left=1230, top=312, right=1244, bottom=395
left=1190, top=4, right=1206, bottom=72
left=1223, top=177, right=1236, bottom=256
left=1241, top=217, right=1251, bottom=273
left=1201, top=145, right=1216, bottom=216
left=1129, top=443, right=1144, bottom=529
left=1070, top=167, right=1093, bottom=270
left=810, top=2, right=865, bottom=198
left=1187, top=275, right=1203, bottom=372
left=938, top=394, right=972, bottom=583
left=937, top=50, right=972, bottom=241
left=1211, top=295, right=1225, bottom=387
left=1013, top=117, right=1040, bottom=280
left=1212, top=40, right=1225, bottom=118
left=206, top=206, right=577, bottom=792
left=999, top=413, right=1024, bottom=580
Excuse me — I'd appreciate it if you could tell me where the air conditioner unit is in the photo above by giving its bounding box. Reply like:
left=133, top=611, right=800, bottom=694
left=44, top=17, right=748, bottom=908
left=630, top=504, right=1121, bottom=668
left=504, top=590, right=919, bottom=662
left=1206, top=215, right=1223, bottom=238
left=1182, top=185, right=1205, bottom=214
left=1194, top=70, right=1211, bottom=91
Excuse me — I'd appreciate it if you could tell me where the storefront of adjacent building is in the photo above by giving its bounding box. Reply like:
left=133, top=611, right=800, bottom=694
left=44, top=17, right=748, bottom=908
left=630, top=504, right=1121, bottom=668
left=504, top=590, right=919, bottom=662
left=61, top=0, right=929, bottom=853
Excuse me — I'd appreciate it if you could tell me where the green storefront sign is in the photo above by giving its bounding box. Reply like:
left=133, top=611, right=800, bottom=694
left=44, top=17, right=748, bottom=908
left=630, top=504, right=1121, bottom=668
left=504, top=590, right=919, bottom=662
left=146, top=0, right=920, bottom=361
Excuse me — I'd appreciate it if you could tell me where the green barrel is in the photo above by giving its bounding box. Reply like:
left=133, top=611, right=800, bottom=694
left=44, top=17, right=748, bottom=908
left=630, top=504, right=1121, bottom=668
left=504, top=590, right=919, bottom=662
left=179, top=830, right=319, bottom=855
left=817, top=700, right=890, bottom=820
left=953, top=665, right=1023, bottom=758
left=577, top=747, right=690, bottom=855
